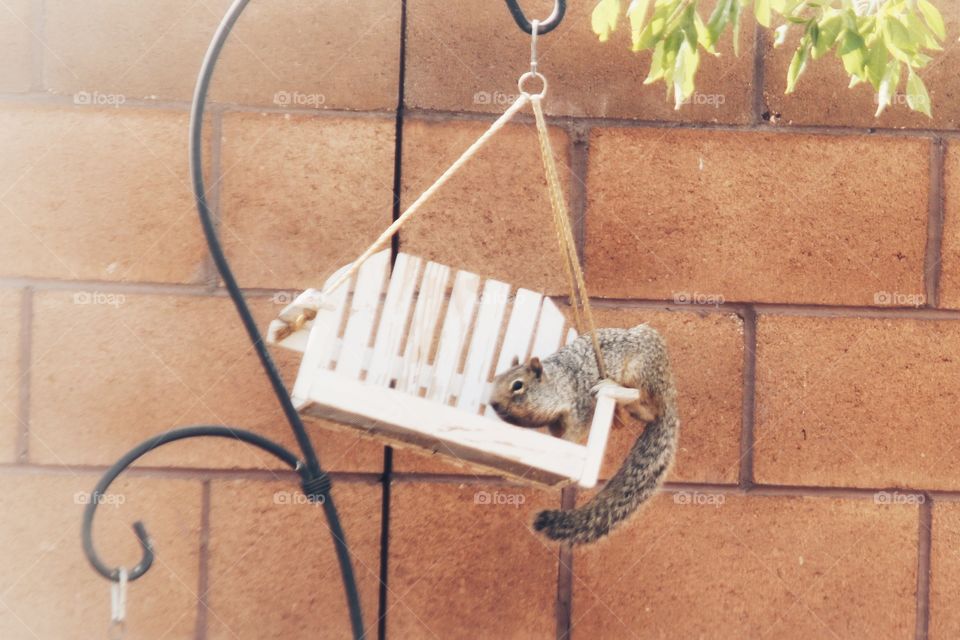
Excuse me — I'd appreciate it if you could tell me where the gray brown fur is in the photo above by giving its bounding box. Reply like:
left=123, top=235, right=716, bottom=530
left=489, top=325, right=679, bottom=545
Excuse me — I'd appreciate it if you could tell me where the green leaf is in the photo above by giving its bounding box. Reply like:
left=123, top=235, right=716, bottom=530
left=875, top=58, right=900, bottom=116
left=882, top=17, right=916, bottom=63
left=906, top=69, right=932, bottom=117
left=786, top=41, right=810, bottom=93
left=634, top=1, right=672, bottom=50
left=592, top=0, right=621, bottom=42
left=646, top=40, right=667, bottom=83
left=813, top=13, right=844, bottom=59
left=694, top=11, right=718, bottom=53
left=808, top=21, right=820, bottom=50
left=840, top=30, right=867, bottom=78
left=627, top=0, right=653, bottom=48
left=755, top=0, right=771, bottom=28
left=731, top=0, right=743, bottom=56
left=903, top=12, right=942, bottom=51
left=674, top=38, right=700, bottom=108
left=866, top=40, right=889, bottom=90
left=917, top=0, right=946, bottom=40
left=706, top=0, right=732, bottom=47
left=681, top=3, right=699, bottom=46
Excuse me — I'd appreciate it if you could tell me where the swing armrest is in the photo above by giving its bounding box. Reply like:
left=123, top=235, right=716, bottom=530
left=579, top=384, right=640, bottom=489
left=266, top=288, right=325, bottom=351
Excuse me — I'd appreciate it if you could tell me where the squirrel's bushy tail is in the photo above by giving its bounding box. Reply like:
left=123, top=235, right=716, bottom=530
left=533, top=400, right=679, bottom=545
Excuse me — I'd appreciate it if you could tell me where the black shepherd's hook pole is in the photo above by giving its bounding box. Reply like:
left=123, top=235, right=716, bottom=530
left=80, top=0, right=365, bottom=637
left=504, top=0, right=567, bottom=34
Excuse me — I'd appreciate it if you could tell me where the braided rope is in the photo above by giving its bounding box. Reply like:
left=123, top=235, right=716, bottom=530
left=530, top=96, right=606, bottom=379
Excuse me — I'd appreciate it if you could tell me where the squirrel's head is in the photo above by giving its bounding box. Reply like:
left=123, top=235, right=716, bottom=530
left=488, top=356, right=556, bottom=428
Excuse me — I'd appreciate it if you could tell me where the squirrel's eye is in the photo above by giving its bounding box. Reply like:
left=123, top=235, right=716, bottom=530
left=511, top=380, right=524, bottom=393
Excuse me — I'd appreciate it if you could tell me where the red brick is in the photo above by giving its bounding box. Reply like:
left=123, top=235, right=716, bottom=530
left=399, top=117, right=573, bottom=294
left=0, top=288, right=21, bottom=463
left=211, top=0, right=401, bottom=111
left=219, top=112, right=395, bottom=289
left=43, top=0, right=400, bottom=110
left=44, top=0, right=228, bottom=103
left=406, top=0, right=754, bottom=123
left=585, top=127, right=929, bottom=305
left=755, top=314, right=960, bottom=489
left=394, top=306, right=744, bottom=484
left=0, top=106, right=209, bottom=283
left=763, top=0, right=960, bottom=129
left=939, top=142, right=960, bottom=308
left=572, top=493, right=917, bottom=638
left=931, top=501, right=960, bottom=638
left=388, top=482, right=559, bottom=638
left=0, top=0, right=32, bottom=92
left=206, top=478, right=382, bottom=639
left=29, top=291, right=384, bottom=471
left=0, top=473, right=201, bottom=639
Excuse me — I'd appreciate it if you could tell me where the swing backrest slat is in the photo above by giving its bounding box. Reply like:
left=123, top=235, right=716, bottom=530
left=483, top=289, right=543, bottom=418
left=530, top=298, right=566, bottom=359
left=366, top=253, right=422, bottom=387
left=456, top=278, right=511, bottom=413
left=397, top=261, right=450, bottom=394
left=426, top=269, right=480, bottom=404
left=336, top=251, right=390, bottom=379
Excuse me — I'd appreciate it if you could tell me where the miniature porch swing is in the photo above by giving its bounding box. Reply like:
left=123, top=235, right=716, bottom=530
left=267, top=22, right=640, bottom=489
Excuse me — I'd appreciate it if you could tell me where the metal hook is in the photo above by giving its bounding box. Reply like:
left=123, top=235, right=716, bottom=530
left=82, top=426, right=306, bottom=583
left=504, top=0, right=566, bottom=35
left=108, top=567, right=128, bottom=639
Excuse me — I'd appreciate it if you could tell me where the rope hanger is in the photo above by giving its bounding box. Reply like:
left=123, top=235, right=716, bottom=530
left=326, top=20, right=607, bottom=379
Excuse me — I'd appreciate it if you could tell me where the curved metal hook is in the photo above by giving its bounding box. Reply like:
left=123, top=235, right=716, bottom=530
left=82, top=426, right=305, bottom=582
left=504, top=0, right=566, bottom=34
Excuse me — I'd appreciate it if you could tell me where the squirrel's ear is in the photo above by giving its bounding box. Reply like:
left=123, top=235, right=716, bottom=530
left=511, top=355, right=520, bottom=367
left=529, top=357, right=543, bottom=379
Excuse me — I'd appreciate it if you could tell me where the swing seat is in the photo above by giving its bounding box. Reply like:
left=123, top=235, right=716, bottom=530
left=267, top=250, right=638, bottom=489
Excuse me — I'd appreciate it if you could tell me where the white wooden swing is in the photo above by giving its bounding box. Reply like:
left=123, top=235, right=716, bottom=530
left=267, top=28, right=639, bottom=489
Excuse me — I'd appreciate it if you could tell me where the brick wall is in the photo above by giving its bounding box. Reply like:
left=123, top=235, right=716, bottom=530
left=1, top=0, right=958, bottom=638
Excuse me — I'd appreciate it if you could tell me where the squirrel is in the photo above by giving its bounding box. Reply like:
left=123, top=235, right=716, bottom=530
left=488, top=324, right=679, bottom=545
